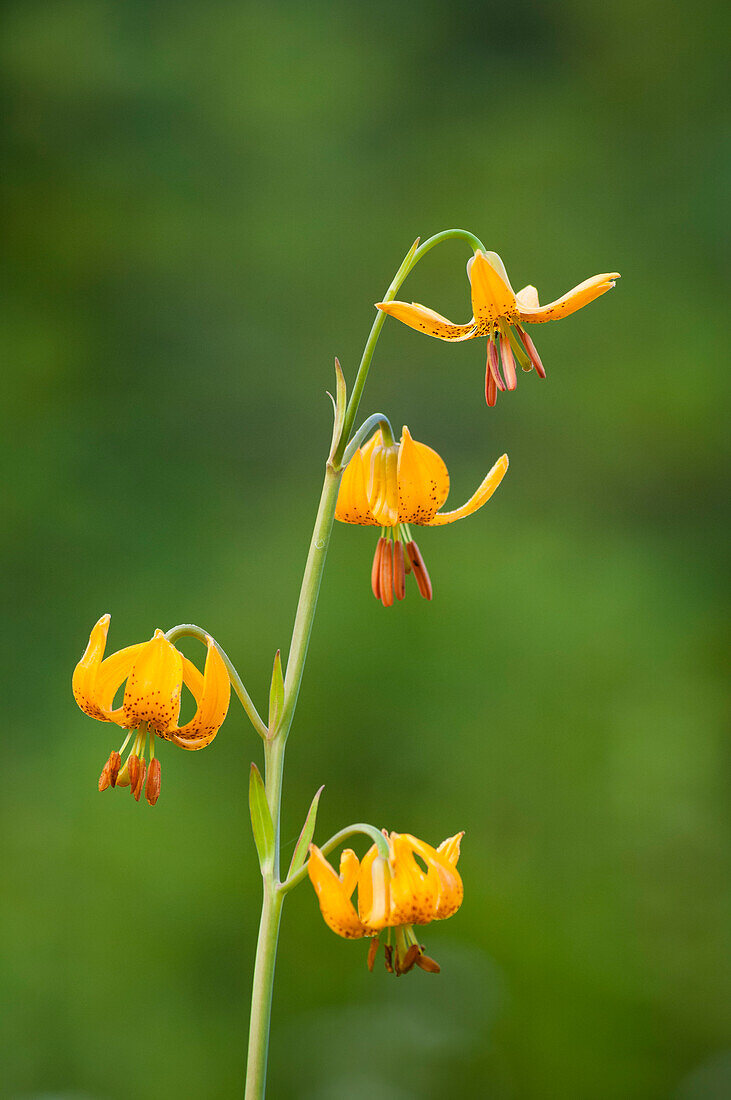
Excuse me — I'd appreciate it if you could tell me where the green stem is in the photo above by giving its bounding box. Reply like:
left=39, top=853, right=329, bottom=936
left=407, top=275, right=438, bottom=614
left=244, top=466, right=341, bottom=1100
left=244, top=228, right=486, bottom=1098
left=332, top=228, right=486, bottom=468
left=165, top=623, right=268, bottom=739
left=279, top=823, right=390, bottom=895
left=243, top=874, right=283, bottom=1099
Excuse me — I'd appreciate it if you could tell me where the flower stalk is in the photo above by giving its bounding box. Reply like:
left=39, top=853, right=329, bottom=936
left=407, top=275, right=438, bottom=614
left=244, top=230, right=487, bottom=1097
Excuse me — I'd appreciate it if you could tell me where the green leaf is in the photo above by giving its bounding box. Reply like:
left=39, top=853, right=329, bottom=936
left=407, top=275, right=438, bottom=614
left=327, top=357, right=347, bottom=465
left=248, top=763, right=274, bottom=870
left=268, top=650, right=284, bottom=734
left=287, top=785, right=325, bottom=879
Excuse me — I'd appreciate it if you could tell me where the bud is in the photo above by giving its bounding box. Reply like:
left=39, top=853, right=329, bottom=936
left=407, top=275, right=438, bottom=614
left=145, top=758, right=162, bottom=806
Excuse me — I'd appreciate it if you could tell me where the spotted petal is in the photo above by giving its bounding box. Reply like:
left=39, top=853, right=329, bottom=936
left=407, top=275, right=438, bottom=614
left=429, top=454, right=508, bottom=526
left=172, top=635, right=231, bottom=749
left=376, top=300, right=476, bottom=341
left=517, top=273, right=620, bottom=323
left=308, top=845, right=369, bottom=939
left=396, top=425, right=450, bottom=525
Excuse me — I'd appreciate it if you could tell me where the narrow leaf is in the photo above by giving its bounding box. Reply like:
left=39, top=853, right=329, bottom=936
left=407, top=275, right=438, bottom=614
left=327, top=357, right=348, bottom=465
left=268, top=650, right=284, bottom=734
left=287, top=785, right=325, bottom=879
left=248, top=763, right=274, bottom=870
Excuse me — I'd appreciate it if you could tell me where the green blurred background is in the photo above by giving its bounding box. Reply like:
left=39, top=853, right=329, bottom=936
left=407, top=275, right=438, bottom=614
left=2, top=1, right=728, bottom=1097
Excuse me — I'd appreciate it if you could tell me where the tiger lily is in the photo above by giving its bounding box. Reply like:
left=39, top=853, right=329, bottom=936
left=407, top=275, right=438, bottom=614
left=72, top=614, right=231, bottom=805
left=308, top=830, right=464, bottom=975
left=335, top=425, right=507, bottom=605
left=376, top=250, right=620, bottom=406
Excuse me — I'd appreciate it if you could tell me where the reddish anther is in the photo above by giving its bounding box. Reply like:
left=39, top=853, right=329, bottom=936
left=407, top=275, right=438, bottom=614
left=500, top=334, right=517, bottom=390
left=487, top=338, right=506, bottom=391
left=98, top=758, right=113, bottom=792
left=380, top=539, right=394, bottom=607
left=367, top=938, right=379, bottom=972
left=394, top=540, right=406, bottom=600
left=131, top=757, right=147, bottom=802
left=145, top=757, right=162, bottom=806
left=371, top=537, right=385, bottom=600
left=516, top=325, right=547, bottom=378
left=415, top=952, right=441, bottom=973
left=406, top=541, right=433, bottom=601
left=400, top=944, right=421, bottom=973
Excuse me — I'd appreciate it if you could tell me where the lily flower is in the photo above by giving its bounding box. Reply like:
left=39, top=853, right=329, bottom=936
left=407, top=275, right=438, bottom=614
left=376, top=250, right=620, bottom=406
left=308, top=830, right=464, bottom=975
left=72, top=615, right=231, bottom=805
left=335, top=425, right=507, bottom=605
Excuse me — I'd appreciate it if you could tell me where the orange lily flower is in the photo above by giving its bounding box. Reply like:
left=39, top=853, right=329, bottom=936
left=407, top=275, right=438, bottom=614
left=72, top=614, right=231, bottom=805
left=376, top=250, right=620, bottom=406
left=335, top=425, right=507, bottom=605
left=308, top=830, right=464, bottom=975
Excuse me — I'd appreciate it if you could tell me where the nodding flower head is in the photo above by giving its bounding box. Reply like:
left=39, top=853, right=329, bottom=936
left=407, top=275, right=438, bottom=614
left=308, top=830, right=464, bottom=975
left=336, top=425, right=507, bottom=605
left=72, top=615, right=231, bottom=805
left=377, top=250, right=620, bottom=406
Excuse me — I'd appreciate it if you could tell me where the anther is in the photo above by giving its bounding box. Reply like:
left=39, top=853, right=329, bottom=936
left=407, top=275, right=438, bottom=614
left=485, top=367, right=497, bottom=408
left=516, top=325, right=546, bottom=378
left=499, top=334, right=517, bottom=390
left=383, top=945, right=394, bottom=974
left=394, top=540, right=406, bottom=601
left=367, top=938, right=379, bottom=972
left=415, top=951, right=441, bottom=973
left=406, top=542, right=433, bottom=601
left=108, top=750, right=121, bottom=787
left=400, top=944, right=421, bottom=973
left=487, top=339, right=506, bottom=391
left=145, top=758, right=162, bottom=806
left=127, top=754, right=141, bottom=791
left=130, top=756, right=147, bottom=802
left=380, top=537, right=394, bottom=608
left=371, top=537, right=385, bottom=600
left=98, top=755, right=113, bottom=792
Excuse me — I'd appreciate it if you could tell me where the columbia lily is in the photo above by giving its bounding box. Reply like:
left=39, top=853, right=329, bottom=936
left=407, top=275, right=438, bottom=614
left=72, top=615, right=231, bottom=805
left=308, top=830, right=464, bottom=975
left=376, top=250, right=620, bottom=406
left=335, top=425, right=507, bottom=605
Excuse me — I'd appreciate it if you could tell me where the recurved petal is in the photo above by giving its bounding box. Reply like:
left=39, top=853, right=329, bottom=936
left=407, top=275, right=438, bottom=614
left=339, top=849, right=360, bottom=898
left=335, top=448, right=379, bottom=525
left=122, top=630, right=183, bottom=735
left=95, top=643, right=148, bottom=725
left=437, top=832, right=464, bottom=866
left=308, top=845, right=368, bottom=939
left=518, top=272, right=620, bottom=323
left=469, top=251, right=518, bottom=327
left=429, top=454, right=508, bottom=526
left=397, top=426, right=450, bottom=525
left=433, top=852, right=464, bottom=920
left=72, top=614, right=111, bottom=720
left=376, top=300, right=477, bottom=341
left=72, top=615, right=141, bottom=726
left=389, top=834, right=440, bottom=926
left=172, top=636, right=231, bottom=749
left=357, top=846, right=392, bottom=931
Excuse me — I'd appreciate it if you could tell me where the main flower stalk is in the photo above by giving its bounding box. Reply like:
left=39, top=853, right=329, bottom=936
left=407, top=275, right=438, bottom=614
left=243, top=229, right=490, bottom=1099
